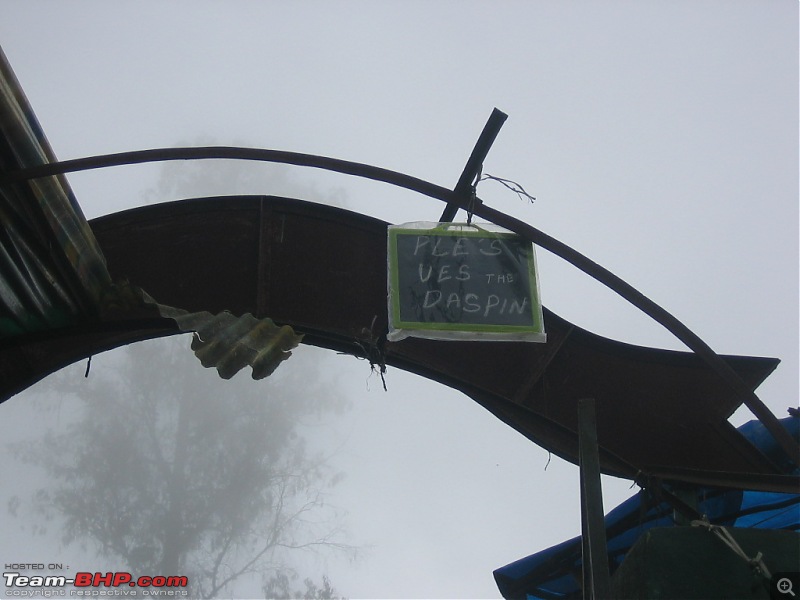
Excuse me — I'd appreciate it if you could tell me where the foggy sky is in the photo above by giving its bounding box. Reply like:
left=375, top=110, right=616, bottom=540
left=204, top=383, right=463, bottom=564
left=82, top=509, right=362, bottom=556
left=1, top=2, right=797, bottom=598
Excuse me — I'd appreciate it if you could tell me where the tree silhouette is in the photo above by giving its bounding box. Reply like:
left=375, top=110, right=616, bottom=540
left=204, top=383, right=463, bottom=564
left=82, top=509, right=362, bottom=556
left=8, top=154, right=357, bottom=598
left=11, top=336, right=351, bottom=598
left=263, top=573, right=344, bottom=600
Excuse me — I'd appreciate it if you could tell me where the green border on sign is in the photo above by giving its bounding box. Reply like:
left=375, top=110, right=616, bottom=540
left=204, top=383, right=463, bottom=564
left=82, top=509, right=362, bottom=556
left=387, top=225, right=545, bottom=338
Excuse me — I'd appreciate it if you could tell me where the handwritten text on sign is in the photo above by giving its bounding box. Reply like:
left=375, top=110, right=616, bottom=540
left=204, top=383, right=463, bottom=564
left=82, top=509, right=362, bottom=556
left=387, top=224, right=545, bottom=341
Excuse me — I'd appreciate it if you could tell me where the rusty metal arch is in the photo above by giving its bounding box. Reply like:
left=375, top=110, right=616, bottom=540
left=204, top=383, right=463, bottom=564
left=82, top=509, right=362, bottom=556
left=3, top=144, right=798, bottom=472
left=69, top=194, right=794, bottom=493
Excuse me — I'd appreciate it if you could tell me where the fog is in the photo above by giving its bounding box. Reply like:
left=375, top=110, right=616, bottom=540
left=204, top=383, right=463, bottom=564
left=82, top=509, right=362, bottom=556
left=1, top=2, right=797, bottom=598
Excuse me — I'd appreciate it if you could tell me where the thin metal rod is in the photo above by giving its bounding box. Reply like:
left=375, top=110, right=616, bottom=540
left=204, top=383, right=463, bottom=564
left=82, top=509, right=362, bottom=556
left=3, top=145, right=797, bottom=467
left=0, top=146, right=456, bottom=204
left=579, top=399, right=611, bottom=599
left=440, top=107, right=508, bottom=222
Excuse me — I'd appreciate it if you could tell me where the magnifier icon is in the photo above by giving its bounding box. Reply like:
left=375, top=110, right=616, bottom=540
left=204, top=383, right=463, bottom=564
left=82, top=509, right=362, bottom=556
left=778, top=578, right=796, bottom=597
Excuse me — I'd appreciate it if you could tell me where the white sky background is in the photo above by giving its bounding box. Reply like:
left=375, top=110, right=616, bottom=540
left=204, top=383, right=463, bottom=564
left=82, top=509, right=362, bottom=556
left=0, top=2, right=798, bottom=598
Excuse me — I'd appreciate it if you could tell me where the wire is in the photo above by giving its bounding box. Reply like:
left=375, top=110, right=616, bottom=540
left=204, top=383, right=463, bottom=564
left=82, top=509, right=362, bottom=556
left=691, top=519, right=772, bottom=579
left=478, top=174, right=536, bottom=204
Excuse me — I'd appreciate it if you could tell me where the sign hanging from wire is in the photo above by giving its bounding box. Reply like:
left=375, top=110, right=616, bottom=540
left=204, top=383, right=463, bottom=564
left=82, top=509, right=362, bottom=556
left=387, top=221, right=546, bottom=342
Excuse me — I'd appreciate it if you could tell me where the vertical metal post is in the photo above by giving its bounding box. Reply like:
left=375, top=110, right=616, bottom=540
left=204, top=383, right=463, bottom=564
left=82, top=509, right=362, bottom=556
left=579, top=398, right=611, bottom=599
left=671, top=485, right=699, bottom=526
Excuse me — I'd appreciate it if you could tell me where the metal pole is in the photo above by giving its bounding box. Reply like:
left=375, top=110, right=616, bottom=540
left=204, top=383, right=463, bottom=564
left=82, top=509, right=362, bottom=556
left=579, top=398, right=611, bottom=600
left=439, top=108, right=508, bottom=222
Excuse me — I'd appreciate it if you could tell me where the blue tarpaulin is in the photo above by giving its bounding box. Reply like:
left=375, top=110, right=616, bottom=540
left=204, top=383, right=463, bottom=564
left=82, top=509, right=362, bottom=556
left=494, top=416, right=800, bottom=599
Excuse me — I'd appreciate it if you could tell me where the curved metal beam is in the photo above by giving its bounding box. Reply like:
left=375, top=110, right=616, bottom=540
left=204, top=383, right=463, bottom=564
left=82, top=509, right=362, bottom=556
left=86, top=194, right=786, bottom=490
left=2, top=146, right=797, bottom=464
left=0, top=146, right=456, bottom=204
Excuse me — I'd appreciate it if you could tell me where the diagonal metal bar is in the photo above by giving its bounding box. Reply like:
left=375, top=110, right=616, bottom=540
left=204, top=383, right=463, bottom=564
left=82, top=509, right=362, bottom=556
left=440, top=107, right=508, bottom=222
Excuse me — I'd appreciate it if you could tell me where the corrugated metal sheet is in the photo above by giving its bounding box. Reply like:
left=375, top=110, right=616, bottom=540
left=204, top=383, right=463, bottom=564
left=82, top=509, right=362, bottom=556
left=159, top=305, right=303, bottom=380
left=0, top=47, right=300, bottom=383
left=0, top=46, right=112, bottom=336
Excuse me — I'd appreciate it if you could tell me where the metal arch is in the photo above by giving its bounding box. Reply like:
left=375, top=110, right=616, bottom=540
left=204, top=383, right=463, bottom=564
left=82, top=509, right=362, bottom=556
left=83, top=194, right=791, bottom=490
left=0, top=146, right=455, bottom=204
left=3, top=145, right=797, bottom=466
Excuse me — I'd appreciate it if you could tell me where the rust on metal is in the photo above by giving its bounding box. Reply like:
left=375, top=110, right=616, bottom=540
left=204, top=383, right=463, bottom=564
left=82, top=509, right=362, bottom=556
left=2, top=46, right=796, bottom=483
left=4, top=143, right=796, bottom=471
left=68, top=195, right=788, bottom=491
left=0, top=187, right=795, bottom=490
